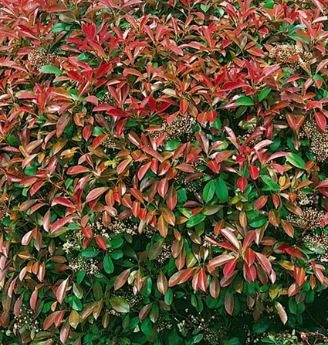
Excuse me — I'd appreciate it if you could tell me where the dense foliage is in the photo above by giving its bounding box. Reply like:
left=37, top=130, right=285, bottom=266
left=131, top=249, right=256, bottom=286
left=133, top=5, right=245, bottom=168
left=0, top=0, right=328, bottom=344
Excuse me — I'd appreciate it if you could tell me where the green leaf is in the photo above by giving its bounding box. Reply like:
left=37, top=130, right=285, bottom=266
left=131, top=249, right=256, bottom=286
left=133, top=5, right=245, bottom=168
left=215, top=177, right=229, bottom=202
left=200, top=4, right=210, bottom=12
left=24, top=165, right=37, bottom=176
left=164, top=289, right=173, bottom=305
left=39, top=65, right=62, bottom=77
left=203, top=180, right=216, bottom=203
left=109, top=296, right=130, bottom=313
left=177, top=188, right=187, bottom=203
left=6, top=134, right=18, bottom=146
left=261, top=175, right=280, bottom=192
left=253, top=317, right=270, bottom=334
left=249, top=216, right=267, bottom=228
left=164, top=139, right=181, bottom=151
left=103, top=254, right=114, bottom=274
left=286, top=153, right=306, bottom=169
left=52, top=23, right=71, bottom=33
left=109, top=236, right=124, bottom=249
left=76, top=270, right=86, bottom=284
left=264, top=0, right=274, bottom=8
left=81, top=248, right=99, bottom=258
left=288, top=298, right=298, bottom=314
left=92, top=127, right=105, bottom=136
left=141, top=318, right=156, bottom=339
left=258, top=87, right=272, bottom=102
left=186, top=213, right=206, bottom=228
left=236, top=96, right=254, bottom=106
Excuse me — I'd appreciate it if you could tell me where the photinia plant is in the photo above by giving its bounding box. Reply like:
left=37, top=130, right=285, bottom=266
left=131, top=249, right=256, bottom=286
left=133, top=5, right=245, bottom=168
left=0, top=0, right=328, bottom=344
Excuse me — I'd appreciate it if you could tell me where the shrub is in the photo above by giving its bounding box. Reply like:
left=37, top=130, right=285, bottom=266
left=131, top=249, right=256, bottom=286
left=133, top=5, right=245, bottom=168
left=0, top=0, right=327, bottom=344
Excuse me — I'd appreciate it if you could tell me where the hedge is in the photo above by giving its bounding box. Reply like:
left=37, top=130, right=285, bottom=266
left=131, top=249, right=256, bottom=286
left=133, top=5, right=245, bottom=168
left=0, top=0, right=328, bottom=344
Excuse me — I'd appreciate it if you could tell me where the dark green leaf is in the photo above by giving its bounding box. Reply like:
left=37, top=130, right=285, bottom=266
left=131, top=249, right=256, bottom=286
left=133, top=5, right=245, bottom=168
left=103, top=254, right=114, bottom=274
left=215, top=177, right=229, bottom=202
left=203, top=180, right=216, bottom=203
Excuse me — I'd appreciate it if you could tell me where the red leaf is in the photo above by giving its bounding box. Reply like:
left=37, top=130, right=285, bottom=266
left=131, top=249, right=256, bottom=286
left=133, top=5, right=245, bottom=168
left=255, top=252, right=272, bottom=275
left=30, top=288, right=38, bottom=311
left=82, top=23, right=96, bottom=39
left=157, top=215, right=168, bottom=238
left=43, top=311, right=65, bottom=330
left=51, top=197, right=75, bottom=208
left=168, top=268, right=195, bottom=287
left=242, top=231, right=256, bottom=251
left=207, top=254, right=235, bottom=272
left=293, top=266, right=305, bottom=287
left=50, top=216, right=73, bottom=233
left=56, top=113, right=71, bottom=138
left=249, top=165, right=259, bottom=180
left=209, top=277, right=220, bottom=298
left=86, top=187, right=109, bottom=203
left=275, top=302, right=288, bottom=325
left=139, top=304, right=152, bottom=321
left=224, top=293, right=234, bottom=316
left=221, top=228, right=240, bottom=250
left=281, top=220, right=294, bottom=238
left=192, top=268, right=208, bottom=292
left=237, top=176, right=248, bottom=192
left=157, top=178, right=168, bottom=198
left=243, top=264, right=257, bottom=282
left=137, top=161, right=152, bottom=180
left=254, top=195, right=268, bottom=210
left=166, top=186, right=177, bottom=211
left=272, top=194, right=280, bottom=209
left=56, top=278, right=69, bottom=304
left=286, top=114, right=305, bottom=133
left=314, top=111, right=327, bottom=131
left=317, top=179, right=328, bottom=188
left=67, top=165, right=90, bottom=175
left=161, top=207, right=175, bottom=226
left=22, top=230, right=33, bottom=246
left=223, top=258, right=237, bottom=277
left=60, top=323, right=70, bottom=344
left=114, top=269, right=131, bottom=291
left=157, top=271, right=168, bottom=295
left=95, top=235, right=107, bottom=250
left=195, top=131, right=209, bottom=154
left=221, top=81, right=249, bottom=91
left=244, top=248, right=256, bottom=267
left=207, top=160, right=220, bottom=173
left=280, top=245, right=303, bottom=259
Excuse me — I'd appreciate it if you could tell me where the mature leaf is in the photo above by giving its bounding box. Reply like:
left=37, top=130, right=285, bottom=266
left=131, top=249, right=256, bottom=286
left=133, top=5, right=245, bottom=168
left=109, top=296, right=130, bottom=313
left=286, top=153, right=306, bottom=169
left=39, top=65, right=62, bottom=76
